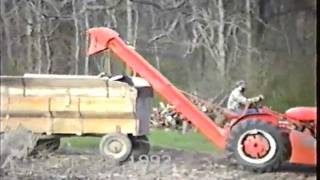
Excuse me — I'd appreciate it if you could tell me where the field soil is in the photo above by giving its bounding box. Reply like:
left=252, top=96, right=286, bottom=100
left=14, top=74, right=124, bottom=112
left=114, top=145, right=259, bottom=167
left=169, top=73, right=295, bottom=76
left=0, top=147, right=316, bottom=180
left=0, top=130, right=316, bottom=180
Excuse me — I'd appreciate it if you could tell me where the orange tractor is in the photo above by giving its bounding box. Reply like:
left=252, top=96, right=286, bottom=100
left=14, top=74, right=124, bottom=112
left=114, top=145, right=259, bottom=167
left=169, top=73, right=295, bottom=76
left=86, top=27, right=316, bottom=172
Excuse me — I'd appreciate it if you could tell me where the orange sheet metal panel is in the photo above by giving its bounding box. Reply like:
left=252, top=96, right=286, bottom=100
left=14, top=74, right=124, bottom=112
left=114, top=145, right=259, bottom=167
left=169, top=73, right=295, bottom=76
left=289, top=130, right=316, bottom=165
left=109, top=37, right=226, bottom=148
left=87, top=27, right=225, bottom=148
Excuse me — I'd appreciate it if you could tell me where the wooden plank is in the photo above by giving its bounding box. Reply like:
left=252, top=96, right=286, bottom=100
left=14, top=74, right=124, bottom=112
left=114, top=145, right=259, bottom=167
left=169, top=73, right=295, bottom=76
left=25, top=88, right=68, bottom=96
left=79, top=97, right=135, bottom=117
left=50, top=96, right=136, bottom=118
left=0, top=117, right=137, bottom=135
left=21, top=87, right=109, bottom=97
left=4, top=96, right=50, bottom=116
left=108, top=82, right=129, bottom=97
left=0, top=95, right=9, bottom=115
left=50, top=96, right=80, bottom=117
left=0, top=117, right=51, bottom=133
left=0, top=86, right=24, bottom=96
left=1, top=75, right=138, bottom=98
left=52, top=118, right=82, bottom=134
left=81, top=118, right=136, bottom=134
left=68, top=88, right=108, bottom=97
left=23, top=76, right=108, bottom=88
left=1, top=95, right=137, bottom=118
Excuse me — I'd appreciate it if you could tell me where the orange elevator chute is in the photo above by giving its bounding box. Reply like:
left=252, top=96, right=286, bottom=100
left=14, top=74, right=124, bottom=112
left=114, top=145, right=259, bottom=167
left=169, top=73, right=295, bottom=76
left=87, top=27, right=226, bottom=149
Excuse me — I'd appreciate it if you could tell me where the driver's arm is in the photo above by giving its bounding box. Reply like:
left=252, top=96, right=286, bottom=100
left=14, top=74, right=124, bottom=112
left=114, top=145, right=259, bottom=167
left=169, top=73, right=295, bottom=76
left=233, top=91, right=262, bottom=105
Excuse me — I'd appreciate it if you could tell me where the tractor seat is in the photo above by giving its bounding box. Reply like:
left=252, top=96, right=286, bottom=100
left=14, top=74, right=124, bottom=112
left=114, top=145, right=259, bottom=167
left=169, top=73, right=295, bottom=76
left=285, top=107, right=317, bottom=122
left=222, top=108, right=240, bottom=120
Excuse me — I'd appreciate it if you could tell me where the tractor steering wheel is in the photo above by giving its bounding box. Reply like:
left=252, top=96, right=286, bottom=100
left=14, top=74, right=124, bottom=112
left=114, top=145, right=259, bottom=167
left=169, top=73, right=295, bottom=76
left=241, top=101, right=261, bottom=116
left=251, top=102, right=262, bottom=112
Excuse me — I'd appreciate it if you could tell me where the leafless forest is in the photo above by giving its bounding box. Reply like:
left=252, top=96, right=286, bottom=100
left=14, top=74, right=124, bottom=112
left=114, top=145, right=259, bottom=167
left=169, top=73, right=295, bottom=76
left=0, top=0, right=316, bottom=111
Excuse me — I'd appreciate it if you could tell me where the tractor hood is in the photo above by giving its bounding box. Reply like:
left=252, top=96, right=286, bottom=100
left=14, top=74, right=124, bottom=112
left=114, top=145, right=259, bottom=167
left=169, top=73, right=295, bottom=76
left=285, top=107, right=317, bottom=121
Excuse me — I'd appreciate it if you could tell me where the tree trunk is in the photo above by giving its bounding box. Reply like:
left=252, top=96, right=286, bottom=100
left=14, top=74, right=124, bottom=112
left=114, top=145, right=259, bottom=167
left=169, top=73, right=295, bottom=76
left=126, top=0, right=133, bottom=44
left=104, top=2, right=118, bottom=75
left=151, top=7, right=160, bottom=71
left=125, top=0, right=133, bottom=75
left=13, top=0, right=21, bottom=69
left=84, top=3, right=90, bottom=75
left=132, top=7, right=139, bottom=47
left=217, top=0, right=226, bottom=83
left=72, top=0, right=80, bottom=75
left=245, top=0, right=253, bottom=82
left=36, top=0, right=42, bottom=74
left=44, top=21, right=52, bottom=74
left=44, top=35, right=52, bottom=74
left=1, top=0, right=14, bottom=67
left=25, top=4, right=33, bottom=72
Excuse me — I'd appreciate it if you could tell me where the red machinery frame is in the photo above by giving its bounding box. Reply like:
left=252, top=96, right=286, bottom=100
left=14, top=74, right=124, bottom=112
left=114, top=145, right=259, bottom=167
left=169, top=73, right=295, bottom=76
left=86, top=27, right=316, bottom=166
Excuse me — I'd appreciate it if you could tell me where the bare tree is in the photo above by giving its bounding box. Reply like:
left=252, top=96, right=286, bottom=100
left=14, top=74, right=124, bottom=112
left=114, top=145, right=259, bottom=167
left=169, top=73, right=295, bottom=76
left=245, top=0, right=253, bottom=82
left=84, top=1, right=90, bottom=75
left=127, top=0, right=133, bottom=44
left=72, top=0, right=80, bottom=75
left=13, top=0, right=22, bottom=68
left=25, top=2, right=34, bottom=72
left=132, top=6, right=139, bottom=47
left=125, top=0, right=133, bottom=74
left=216, top=0, right=226, bottom=79
left=35, top=0, right=43, bottom=74
left=1, top=0, right=14, bottom=66
left=150, top=6, right=161, bottom=70
left=0, top=0, right=315, bottom=108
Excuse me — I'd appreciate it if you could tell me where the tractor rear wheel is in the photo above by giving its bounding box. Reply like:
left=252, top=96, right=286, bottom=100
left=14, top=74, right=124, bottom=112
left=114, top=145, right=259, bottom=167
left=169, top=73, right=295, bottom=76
left=226, top=120, right=290, bottom=173
left=130, top=135, right=150, bottom=160
left=99, top=133, right=132, bottom=162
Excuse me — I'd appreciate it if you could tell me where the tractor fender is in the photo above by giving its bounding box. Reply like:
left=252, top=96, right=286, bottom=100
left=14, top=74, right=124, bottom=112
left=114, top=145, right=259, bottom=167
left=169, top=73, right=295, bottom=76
left=230, top=113, right=279, bottom=130
left=288, top=129, right=316, bottom=165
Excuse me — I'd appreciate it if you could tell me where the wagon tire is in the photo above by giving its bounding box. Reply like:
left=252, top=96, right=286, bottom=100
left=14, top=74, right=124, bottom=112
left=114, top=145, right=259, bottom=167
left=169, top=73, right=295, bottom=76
left=99, top=133, right=132, bottom=162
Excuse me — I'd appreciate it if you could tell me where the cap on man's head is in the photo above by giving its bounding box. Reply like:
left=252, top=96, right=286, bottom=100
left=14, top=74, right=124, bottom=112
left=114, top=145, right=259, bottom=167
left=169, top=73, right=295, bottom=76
left=236, top=80, right=246, bottom=87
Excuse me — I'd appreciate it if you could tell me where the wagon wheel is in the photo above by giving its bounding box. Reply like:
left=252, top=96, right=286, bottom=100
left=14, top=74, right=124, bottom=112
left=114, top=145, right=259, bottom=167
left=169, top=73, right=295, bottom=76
left=226, top=120, right=290, bottom=173
left=130, top=135, right=150, bottom=160
left=99, top=133, right=132, bottom=162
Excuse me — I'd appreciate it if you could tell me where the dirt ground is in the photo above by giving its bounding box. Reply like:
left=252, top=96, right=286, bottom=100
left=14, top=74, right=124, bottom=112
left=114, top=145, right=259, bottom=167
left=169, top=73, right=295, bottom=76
left=0, top=147, right=316, bottom=180
left=0, top=129, right=316, bottom=180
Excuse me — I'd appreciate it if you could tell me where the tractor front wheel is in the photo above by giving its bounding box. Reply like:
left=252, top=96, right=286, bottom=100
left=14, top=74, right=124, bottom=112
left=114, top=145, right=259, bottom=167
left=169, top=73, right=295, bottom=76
left=226, top=120, right=290, bottom=173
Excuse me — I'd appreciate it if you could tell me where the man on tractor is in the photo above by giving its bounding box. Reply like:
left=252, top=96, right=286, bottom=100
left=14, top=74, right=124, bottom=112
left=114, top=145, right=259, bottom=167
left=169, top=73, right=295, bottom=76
left=227, top=80, right=264, bottom=114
